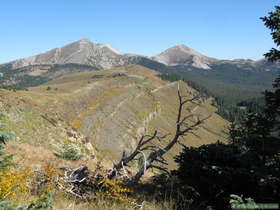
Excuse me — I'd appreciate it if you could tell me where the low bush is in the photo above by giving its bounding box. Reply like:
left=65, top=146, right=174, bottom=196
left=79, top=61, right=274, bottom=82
left=0, top=167, right=31, bottom=201
left=54, top=144, right=83, bottom=161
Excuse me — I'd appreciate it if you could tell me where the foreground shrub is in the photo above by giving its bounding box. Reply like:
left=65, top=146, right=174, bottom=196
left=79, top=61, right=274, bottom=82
left=27, top=193, right=54, bottom=210
left=54, top=144, right=83, bottom=161
left=174, top=143, right=280, bottom=209
left=0, top=114, right=15, bottom=171
left=97, top=178, right=134, bottom=202
left=0, top=193, right=53, bottom=210
left=149, top=174, right=202, bottom=210
left=0, top=167, right=31, bottom=201
left=30, top=162, right=61, bottom=195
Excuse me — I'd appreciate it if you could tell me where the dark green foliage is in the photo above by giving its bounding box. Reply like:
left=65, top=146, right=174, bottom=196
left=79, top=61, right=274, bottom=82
left=230, top=2, right=280, bottom=160
left=27, top=193, right=54, bottom=210
left=172, top=63, right=278, bottom=105
left=173, top=6, right=280, bottom=209
left=0, top=193, right=54, bottom=209
left=91, top=74, right=105, bottom=79
left=0, top=152, right=14, bottom=172
left=229, top=76, right=280, bottom=163
left=0, top=85, right=28, bottom=91
left=236, top=97, right=265, bottom=112
left=213, top=96, right=264, bottom=122
left=54, top=144, right=83, bottom=161
left=128, top=56, right=169, bottom=71
left=261, top=6, right=280, bottom=61
left=264, top=77, right=280, bottom=135
left=0, top=64, right=48, bottom=88
left=157, top=72, right=183, bottom=82
left=0, top=200, right=27, bottom=209
left=158, top=72, right=264, bottom=122
left=213, top=96, right=243, bottom=122
left=151, top=59, right=279, bottom=107
left=111, top=73, right=126, bottom=78
left=0, top=63, right=99, bottom=89
left=150, top=174, right=201, bottom=210
left=0, top=115, right=15, bottom=172
left=0, top=63, right=13, bottom=73
left=48, top=63, right=99, bottom=72
left=174, top=73, right=280, bottom=209
left=174, top=142, right=280, bottom=209
left=158, top=73, right=211, bottom=99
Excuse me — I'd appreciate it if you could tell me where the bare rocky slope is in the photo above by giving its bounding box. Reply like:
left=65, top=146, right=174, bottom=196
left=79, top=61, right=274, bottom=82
left=1, top=65, right=229, bottom=170
left=152, top=44, right=217, bottom=70
left=1, top=39, right=149, bottom=70
left=2, top=39, right=278, bottom=73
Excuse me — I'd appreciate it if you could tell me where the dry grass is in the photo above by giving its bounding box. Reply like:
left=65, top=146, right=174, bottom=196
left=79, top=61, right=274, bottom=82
left=4, top=141, right=98, bottom=171
left=0, top=65, right=231, bottom=209
left=4, top=141, right=178, bottom=210
left=51, top=193, right=174, bottom=210
left=2, top=64, right=229, bottom=177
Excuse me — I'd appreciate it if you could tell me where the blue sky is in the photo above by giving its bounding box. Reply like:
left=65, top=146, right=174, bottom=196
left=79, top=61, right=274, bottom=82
left=0, top=0, right=279, bottom=63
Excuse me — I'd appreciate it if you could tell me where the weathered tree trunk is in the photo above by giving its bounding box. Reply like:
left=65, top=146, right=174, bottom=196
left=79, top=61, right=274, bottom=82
left=109, top=81, right=210, bottom=183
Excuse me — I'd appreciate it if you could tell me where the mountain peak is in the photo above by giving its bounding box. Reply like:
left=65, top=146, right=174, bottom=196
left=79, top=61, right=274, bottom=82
left=96, top=43, right=123, bottom=55
left=78, top=38, right=91, bottom=42
left=163, top=44, right=205, bottom=57
left=171, top=44, right=191, bottom=49
left=5, top=39, right=127, bottom=69
left=76, top=38, right=92, bottom=46
left=152, top=44, right=216, bottom=69
left=62, top=38, right=93, bottom=48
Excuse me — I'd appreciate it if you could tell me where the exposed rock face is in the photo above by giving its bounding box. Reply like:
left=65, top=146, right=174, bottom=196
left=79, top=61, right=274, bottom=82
left=152, top=45, right=217, bottom=70
left=5, top=39, right=162, bottom=71
left=152, top=45, right=280, bottom=71
left=7, top=39, right=133, bottom=69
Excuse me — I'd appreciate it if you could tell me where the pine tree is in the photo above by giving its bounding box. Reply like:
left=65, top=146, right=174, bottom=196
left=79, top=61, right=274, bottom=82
left=0, top=116, right=14, bottom=171
left=261, top=6, right=280, bottom=61
left=174, top=6, right=280, bottom=209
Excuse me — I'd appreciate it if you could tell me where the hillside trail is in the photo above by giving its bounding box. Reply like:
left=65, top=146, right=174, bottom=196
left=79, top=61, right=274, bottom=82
left=151, top=81, right=177, bottom=93
left=135, top=82, right=182, bottom=138
left=91, top=81, right=179, bottom=140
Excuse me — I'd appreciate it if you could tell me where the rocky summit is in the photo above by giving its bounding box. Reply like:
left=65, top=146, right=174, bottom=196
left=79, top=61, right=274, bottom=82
left=152, top=44, right=217, bottom=69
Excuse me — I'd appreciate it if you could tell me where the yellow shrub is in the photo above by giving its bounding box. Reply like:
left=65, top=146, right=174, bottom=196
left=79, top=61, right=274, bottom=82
left=0, top=167, right=31, bottom=201
left=70, top=120, right=82, bottom=129
left=42, top=162, right=60, bottom=183
left=98, top=178, right=134, bottom=202
left=30, top=162, right=61, bottom=194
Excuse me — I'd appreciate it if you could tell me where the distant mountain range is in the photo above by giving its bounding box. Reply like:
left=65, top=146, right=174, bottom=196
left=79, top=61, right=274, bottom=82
left=2, top=38, right=279, bottom=71
left=1, top=39, right=279, bottom=103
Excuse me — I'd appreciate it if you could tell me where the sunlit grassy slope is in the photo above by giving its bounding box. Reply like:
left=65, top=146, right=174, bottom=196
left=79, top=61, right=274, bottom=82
left=1, top=64, right=229, bottom=171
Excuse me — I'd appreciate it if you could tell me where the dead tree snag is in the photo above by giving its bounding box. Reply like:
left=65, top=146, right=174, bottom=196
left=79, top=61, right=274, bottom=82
left=109, top=82, right=210, bottom=183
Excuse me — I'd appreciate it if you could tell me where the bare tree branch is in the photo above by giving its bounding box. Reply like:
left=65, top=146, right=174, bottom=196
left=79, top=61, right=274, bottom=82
left=109, top=81, right=208, bottom=183
left=149, top=165, right=170, bottom=175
